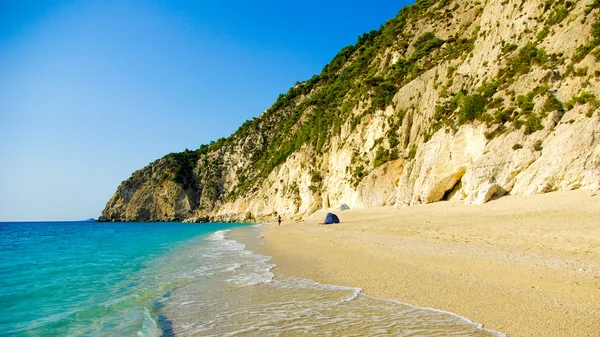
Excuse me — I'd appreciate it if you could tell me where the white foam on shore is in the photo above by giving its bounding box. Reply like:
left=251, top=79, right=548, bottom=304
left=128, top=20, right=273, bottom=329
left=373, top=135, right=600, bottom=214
left=136, top=307, right=159, bottom=337
left=363, top=295, right=508, bottom=337
left=343, top=288, right=362, bottom=302
left=158, top=226, right=507, bottom=337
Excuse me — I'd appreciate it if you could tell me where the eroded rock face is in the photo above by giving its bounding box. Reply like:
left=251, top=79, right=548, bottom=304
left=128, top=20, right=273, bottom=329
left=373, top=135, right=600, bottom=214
left=102, top=0, right=600, bottom=222
left=510, top=113, right=600, bottom=194
left=102, top=157, right=201, bottom=221
left=398, top=112, right=600, bottom=207
left=356, top=159, right=404, bottom=208
left=396, top=126, right=487, bottom=206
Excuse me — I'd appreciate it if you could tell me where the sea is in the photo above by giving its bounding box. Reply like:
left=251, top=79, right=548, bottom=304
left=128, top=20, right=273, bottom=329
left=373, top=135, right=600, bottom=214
left=0, top=221, right=505, bottom=336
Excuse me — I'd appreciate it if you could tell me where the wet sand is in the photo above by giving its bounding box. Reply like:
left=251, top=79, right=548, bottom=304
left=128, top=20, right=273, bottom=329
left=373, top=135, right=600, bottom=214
left=259, top=190, right=600, bottom=336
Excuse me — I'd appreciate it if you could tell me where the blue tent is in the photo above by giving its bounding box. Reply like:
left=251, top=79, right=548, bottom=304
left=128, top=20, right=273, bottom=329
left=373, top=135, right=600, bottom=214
left=324, top=213, right=340, bottom=224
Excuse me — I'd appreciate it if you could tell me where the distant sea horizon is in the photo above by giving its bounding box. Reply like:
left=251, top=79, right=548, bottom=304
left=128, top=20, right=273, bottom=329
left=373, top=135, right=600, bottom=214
left=0, top=221, right=505, bottom=336
left=0, top=218, right=95, bottom=224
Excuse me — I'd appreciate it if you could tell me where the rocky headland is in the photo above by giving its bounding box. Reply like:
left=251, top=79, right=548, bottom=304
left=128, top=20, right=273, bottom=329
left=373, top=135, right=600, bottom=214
left=102, top=0, right=600, bottom=222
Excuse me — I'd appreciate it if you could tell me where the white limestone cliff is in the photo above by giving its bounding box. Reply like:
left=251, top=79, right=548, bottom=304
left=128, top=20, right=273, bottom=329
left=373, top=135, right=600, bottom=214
left=103, top=0, right=600, bottom=222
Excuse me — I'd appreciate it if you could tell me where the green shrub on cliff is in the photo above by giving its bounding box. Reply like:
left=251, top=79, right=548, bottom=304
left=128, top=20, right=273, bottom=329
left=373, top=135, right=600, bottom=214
left=500, top=43, right=548, bottom=83
left=513, top=44, right=547, bottom=73
left=541, top=95, right=564, bottom=113
left=524, top=113, right=544, bottom=135
left=572, top=20, right=600, bottom=62
left=517, top=93, right=535, bottom=115
left=372, top=80, right=398, bottom=110
left=546, top=5, right=569, bottom=26
left=168, top=149, right=200, bottom=185
left=373, top=146, right=391, bottom=168
left=586, top=1, right=600, bottom=14
left=477, top=80, right=499, bottom=99
left=458, top=94, right=488, bottom=123
left=407, top=144, right=418, bottom=160
left=388, top=129, right=399, bottom=148
left=411, top=32, right=445, bottom=61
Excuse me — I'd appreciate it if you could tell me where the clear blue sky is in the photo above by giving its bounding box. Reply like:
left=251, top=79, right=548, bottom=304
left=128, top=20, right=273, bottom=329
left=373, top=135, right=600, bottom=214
left=0, top=0, right=414, bottom=221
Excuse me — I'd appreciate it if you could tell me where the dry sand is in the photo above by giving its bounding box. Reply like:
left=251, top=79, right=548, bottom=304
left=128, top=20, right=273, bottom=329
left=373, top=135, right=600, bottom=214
left=259, top=190, right=600, bottom=336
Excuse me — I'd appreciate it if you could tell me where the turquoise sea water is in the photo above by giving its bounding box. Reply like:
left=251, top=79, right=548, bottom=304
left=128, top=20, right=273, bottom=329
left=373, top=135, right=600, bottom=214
left=0, top=221, right=505, bottom=336
left=0, top=221, right=245, bottom=336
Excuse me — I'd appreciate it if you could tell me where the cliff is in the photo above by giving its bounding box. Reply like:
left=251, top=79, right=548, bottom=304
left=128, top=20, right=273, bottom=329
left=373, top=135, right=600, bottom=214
left=102, top=0, right=600, bottom=222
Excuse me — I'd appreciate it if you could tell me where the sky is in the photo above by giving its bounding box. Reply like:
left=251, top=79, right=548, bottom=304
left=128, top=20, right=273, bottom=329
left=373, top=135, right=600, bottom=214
left=0, top=0, right=414, bottom=221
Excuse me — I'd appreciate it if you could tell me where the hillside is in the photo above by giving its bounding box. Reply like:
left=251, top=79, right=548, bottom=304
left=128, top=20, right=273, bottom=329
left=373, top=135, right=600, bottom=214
left=102, top=0, right=600, bottom=222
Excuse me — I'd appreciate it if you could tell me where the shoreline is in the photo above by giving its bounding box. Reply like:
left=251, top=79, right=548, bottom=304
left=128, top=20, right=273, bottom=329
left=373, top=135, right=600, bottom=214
left=258, top=190, right=600, bottom=337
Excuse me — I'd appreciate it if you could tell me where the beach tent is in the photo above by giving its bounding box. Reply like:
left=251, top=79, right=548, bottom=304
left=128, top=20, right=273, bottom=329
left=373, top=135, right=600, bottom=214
left=338, top=204, right=350, bottom=211
left=323, top=213, right=340, bottom=224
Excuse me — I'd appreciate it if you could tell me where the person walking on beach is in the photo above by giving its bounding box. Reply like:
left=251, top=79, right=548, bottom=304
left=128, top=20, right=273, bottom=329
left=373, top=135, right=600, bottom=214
left=277, top=215, right=282, bottom=226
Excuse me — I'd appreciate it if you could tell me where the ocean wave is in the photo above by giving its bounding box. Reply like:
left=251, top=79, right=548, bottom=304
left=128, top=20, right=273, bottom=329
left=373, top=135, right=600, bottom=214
left=137, top=307, right=160, bottom=337
left=157, top=226, right=506, bottom=336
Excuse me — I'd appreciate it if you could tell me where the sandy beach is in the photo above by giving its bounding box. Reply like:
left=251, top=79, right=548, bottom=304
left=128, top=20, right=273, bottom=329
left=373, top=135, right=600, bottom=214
left=259, top=190, right=600, bottom=336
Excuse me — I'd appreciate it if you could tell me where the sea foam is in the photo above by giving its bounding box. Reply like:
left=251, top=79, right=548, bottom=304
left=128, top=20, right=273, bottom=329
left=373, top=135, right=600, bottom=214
left=157, top=225, right=506, bottom=336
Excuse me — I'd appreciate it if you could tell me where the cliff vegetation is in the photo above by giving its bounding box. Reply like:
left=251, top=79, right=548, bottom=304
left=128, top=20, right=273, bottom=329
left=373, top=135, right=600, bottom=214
left=102, top=0, right=600, bottom=222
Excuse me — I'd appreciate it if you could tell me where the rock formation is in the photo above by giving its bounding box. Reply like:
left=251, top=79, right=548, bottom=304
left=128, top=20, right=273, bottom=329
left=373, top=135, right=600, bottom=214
left=102, top=0, right=600, bottom=222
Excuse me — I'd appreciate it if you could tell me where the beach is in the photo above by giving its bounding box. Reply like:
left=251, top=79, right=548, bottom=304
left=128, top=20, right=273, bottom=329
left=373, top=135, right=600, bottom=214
left=260, top=190, right=600, bottom=336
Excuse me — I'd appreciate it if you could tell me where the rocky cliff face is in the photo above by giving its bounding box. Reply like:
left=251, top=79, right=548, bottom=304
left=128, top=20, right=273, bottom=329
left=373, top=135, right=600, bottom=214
left=102, top=0, right=600, bottom=222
